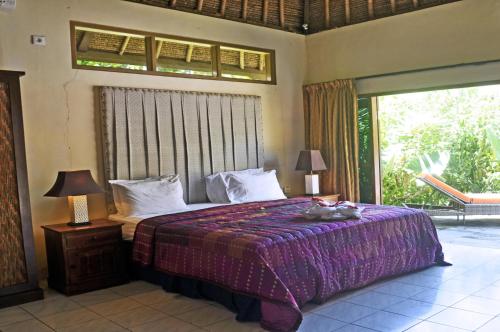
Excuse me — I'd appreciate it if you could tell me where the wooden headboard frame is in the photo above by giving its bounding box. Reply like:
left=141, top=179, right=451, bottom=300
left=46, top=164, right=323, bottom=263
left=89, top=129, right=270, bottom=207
left=98, top=86, right=264, bottom=213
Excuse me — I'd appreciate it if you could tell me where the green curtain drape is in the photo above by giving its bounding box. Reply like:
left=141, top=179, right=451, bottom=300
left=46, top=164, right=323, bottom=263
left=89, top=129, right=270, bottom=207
left=303, top=80, right=360, bottom=202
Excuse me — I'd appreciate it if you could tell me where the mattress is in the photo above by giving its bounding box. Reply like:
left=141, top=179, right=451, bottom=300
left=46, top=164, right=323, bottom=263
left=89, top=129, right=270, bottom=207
left=110, top=203, right=228, bottom=240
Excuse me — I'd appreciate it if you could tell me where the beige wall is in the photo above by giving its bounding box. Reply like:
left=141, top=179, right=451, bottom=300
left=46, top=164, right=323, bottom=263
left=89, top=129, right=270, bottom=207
left=306, top=0, right=500, bottom=93
left=0, top=0, right=306, bottom=274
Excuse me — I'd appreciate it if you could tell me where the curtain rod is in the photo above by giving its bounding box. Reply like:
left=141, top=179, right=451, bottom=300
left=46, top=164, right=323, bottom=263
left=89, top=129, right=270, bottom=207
left=306, top=58, right=500, bottom=86
left=356, top=58, right=500, bottom=81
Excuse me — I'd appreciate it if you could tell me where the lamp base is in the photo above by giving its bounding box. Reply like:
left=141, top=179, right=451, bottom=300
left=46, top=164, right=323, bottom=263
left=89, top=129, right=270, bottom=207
left=66, top=221, right=92, bottom=227
left=305, top=174, right=320, bottom=195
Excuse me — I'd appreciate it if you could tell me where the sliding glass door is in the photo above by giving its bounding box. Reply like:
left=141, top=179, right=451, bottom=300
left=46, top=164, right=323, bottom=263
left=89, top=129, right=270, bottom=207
left=357, top=97, right=381, bottom=204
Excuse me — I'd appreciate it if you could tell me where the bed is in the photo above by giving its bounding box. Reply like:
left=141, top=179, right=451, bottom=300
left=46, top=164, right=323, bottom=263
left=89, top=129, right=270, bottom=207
left=98, top=86, right=446, bottom=332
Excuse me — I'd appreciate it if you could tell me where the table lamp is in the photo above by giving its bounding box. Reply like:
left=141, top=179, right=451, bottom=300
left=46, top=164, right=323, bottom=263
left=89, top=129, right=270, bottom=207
left=45, top=170, right=103, bottom=226
left=295, top=150, right=327, bottom=195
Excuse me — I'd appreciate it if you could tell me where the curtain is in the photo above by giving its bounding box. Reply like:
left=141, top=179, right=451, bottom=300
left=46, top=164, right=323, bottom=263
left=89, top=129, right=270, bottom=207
left=303, top=80, right=360, bottom=202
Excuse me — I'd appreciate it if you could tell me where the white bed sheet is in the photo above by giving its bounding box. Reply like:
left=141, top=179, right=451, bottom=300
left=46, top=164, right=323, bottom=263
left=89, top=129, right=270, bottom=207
left=109, top=203, right=229, bottom=240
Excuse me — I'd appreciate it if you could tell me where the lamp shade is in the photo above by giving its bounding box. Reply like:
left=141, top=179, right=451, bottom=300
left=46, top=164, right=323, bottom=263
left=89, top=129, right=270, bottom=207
left=295, top=150, right=327, bottom=172
left=44, top=170, right=103, bottom=197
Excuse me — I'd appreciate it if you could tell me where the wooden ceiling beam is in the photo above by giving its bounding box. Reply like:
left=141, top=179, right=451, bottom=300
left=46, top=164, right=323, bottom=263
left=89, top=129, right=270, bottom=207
left=239, top=51, right=245, bottom=69
left=345, top=0, right=351, bottom=24
left=196, top=0, right=204, bottom=11
left=259, top=54, right=265, bottom=71
left=219, top=0, right=227, bottom=16
left=77, top=31, right=90, bottom=52
left=279, top=0, right=285, bottom=28
left=155, top=40, right=163, bottom=59
left=324, top=0, right=330, bottom=28
left=242, top=0, right=248, bottom=20
left=368, top=0, right=374, bottom=19
left=119, top=36, right=130, bottom=55
left=263, top=0, right=269, bottom=24
left=390, top=0, right=396, bottom=14
left=186, top=44, right=194, bottom=63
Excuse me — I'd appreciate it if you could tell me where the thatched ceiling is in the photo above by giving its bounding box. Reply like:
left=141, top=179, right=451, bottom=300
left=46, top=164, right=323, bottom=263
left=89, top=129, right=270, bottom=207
left=125, top=0, right=461, bottom=34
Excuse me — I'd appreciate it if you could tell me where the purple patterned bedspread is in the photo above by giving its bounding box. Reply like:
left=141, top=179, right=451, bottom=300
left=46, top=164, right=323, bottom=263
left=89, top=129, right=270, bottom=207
left=132, top=197, right=444, bottom=331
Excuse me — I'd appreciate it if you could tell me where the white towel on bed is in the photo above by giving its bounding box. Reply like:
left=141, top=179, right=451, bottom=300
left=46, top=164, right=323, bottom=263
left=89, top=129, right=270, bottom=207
left=303, top=201, right=364, bottom=220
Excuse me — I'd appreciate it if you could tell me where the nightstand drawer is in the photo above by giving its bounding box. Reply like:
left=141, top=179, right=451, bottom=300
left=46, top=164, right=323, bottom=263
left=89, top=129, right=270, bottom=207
left=65, top=229, right=121, bottom=249
left=67, top=245, right=122, bottom=283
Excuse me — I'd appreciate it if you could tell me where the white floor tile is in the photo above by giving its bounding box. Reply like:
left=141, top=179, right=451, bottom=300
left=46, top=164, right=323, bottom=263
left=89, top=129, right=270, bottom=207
left=39, top=308, right=100, bottom=329
left=57, top=318, right=127, bottom=332
left=148, top=294, right=210, bottom=316
left=205, top=318, right=265, bottom=332
left=383, top=299, right=445, bottom=319
left=315, top=301, right=377, bottom=323
left=0, top=318, right=53, bottom=332
left=410, top=289, right=468, bottom=306
left=0, top=306, right=33, bottom=327
left=298, top=313, right=346, bottom=332
left=435, top=278, right=488, bottom=294
left=405, top=321, right=468, bottom=332
left=476, top=316, right=500, bottom=332
left=353, top=311, right=421, bottom=332
left=71, top=289, right=123, bottom=306
left=345, top=291, right=405, bottom=310
left=419, top=266, right=467, bottom=280
left=129, top=289, right=177, bottom=305
left=107, top=306, right=166, bottom=328
left=176, top=304, right=233, bottom=327
left=396, top=273, right=444, bottom=288
left=474, top=285, right=500, bottom=301
left=109, top=281, right=159, bottom=297
left=452, top=295, right=500, bottom=315
left=374, top=282, right=427, bottom=298
left=132, top=315, right=204, bottom=332
left=334, top=325, right=376, bottom=332
left=87, top=297, right=143, bottom=317
left=427, top=307, right=493, bottom=330
left=21, top=297, right=81, bottom=317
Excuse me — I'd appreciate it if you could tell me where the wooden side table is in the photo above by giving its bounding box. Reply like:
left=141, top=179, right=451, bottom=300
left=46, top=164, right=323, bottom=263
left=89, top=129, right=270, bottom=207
left=317, top=194, right=341, bottom=202
left=42, top=219, right=127, bottom=295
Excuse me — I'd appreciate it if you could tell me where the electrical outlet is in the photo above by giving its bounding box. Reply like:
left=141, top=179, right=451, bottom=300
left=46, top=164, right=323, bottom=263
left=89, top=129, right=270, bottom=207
left=283, top=186, right=291, bottom=194
left=31, top=35, right=47, bottom=46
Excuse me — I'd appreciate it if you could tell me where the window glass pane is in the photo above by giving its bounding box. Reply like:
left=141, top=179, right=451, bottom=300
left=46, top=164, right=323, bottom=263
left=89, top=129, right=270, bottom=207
left=155, top=38, right=215, bottom=77
left=75, top=26, right=147, bottom=71
left=220, top=47, right=271, bottom=82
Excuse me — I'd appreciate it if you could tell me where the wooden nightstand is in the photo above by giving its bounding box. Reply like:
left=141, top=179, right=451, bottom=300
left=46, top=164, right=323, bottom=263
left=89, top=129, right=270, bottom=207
left=42, top=220, right=128, bottom=295
left=317, top=194, right=341, bottom=202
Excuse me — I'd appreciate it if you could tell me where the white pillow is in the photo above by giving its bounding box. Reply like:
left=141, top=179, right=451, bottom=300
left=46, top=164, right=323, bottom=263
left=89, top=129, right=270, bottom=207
left=205, top=168, right=263, bottom=203
left=109, top=175, right=179, bottom=215
left=225, top=170, right=286, bottom=203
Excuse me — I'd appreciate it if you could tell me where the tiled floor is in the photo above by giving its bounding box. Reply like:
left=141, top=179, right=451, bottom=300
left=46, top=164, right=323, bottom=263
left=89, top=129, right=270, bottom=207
left=2, top=221, right=500, bottom=331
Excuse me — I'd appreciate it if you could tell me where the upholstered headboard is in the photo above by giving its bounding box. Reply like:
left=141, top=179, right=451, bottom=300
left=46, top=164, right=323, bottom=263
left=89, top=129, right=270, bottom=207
left=99, top=86, right=264, bottom=213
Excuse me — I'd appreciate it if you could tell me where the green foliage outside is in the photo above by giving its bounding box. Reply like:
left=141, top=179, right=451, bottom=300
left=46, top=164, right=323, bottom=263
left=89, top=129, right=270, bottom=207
left=77, top=59, right=147, bottom=71
left=378, top=85, right=500, bottom=206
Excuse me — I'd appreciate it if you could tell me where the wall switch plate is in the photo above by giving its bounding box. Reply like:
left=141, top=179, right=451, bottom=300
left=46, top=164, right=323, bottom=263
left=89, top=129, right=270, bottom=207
left=31, top=35, right=47, bottom=46
left=283, top=186, right=291, bottom=194
left=0, top=0, right=16, bottom=11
